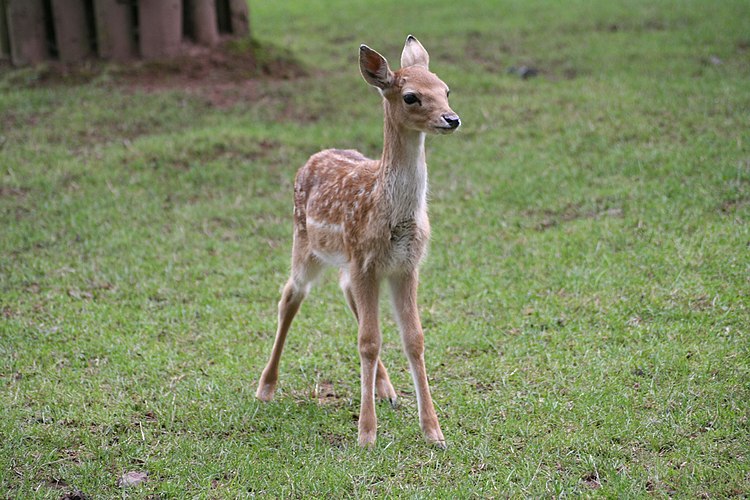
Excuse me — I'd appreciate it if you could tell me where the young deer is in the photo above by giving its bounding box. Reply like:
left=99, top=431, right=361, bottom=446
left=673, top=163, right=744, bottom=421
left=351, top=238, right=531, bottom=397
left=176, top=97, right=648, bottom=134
left=256, top=35, right=460, bottom=448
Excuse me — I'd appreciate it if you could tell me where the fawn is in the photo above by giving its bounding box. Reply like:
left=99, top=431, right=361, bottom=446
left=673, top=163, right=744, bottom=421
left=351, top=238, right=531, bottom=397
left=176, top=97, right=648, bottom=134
left=256, top=35, right=460, bottom=447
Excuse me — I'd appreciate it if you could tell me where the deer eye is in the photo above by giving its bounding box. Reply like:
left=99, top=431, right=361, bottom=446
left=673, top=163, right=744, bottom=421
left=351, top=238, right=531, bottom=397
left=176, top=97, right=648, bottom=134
left=403, top=93, right=420, bottom=105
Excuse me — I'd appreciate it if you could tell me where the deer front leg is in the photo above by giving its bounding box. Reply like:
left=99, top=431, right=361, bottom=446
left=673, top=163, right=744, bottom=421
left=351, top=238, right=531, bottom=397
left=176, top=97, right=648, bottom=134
left=388, top=272, right=445, bottom=448
left=341, top=270, right=398, bottom=407
left=349, top=270, right=381, bottom=447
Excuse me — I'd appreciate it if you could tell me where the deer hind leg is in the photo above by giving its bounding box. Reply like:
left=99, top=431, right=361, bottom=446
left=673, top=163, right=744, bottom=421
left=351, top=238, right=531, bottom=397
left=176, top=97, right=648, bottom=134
left=388, top=271, right=445, bottom=448
left=256, top=251, right=322, bottom=402
left=340, top=270, right=398, bottom=408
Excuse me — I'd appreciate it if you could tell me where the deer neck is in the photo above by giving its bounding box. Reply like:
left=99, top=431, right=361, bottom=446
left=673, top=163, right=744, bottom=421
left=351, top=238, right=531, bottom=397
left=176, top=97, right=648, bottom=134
left=378, top=109, right=427, bottom=224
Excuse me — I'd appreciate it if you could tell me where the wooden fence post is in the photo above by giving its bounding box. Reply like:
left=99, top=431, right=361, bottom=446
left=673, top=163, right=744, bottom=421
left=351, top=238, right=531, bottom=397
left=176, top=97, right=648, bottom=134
left=7, top=0, right=48, bottom=66
left=139, top=0, right=182, bottom=59
left=94, top=0, right=136, bottom=61
left=51, top=0, right=92, bottom=63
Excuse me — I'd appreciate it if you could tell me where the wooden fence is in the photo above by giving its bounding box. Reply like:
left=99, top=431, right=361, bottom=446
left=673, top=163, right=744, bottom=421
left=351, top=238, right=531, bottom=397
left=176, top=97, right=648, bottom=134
left=0, top=0, right=250, bottom=66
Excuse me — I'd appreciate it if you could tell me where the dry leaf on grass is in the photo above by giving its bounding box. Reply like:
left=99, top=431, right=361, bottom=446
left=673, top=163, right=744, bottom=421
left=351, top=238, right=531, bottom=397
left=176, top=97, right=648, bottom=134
left=117, top=471, right=148, bottom=488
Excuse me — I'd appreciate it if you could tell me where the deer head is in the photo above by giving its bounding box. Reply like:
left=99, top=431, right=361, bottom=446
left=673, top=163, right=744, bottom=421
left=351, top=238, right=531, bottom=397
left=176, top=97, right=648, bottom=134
left=359, top=35, right=461, bottom=134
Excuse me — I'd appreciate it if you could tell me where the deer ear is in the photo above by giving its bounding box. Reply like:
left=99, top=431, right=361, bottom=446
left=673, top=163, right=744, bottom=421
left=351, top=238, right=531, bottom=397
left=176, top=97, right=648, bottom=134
left=359, top=45, right=394, bottom=89
left=400, top=35, right=429, bottom=69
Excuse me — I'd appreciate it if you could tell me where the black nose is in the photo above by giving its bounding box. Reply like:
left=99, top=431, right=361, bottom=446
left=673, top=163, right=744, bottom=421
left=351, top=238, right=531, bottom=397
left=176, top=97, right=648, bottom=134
left=443, top=114, right=461, bottom=129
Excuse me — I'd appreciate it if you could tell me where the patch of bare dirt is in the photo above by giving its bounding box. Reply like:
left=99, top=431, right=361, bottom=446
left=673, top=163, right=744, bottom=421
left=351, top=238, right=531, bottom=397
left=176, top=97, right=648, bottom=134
left=526, top=199, right=624, bottom=231
left=45, top=477, right=70, bottom=490
left=581, top=471, right=602, bottom=489
left=1, top=37, right=306, bottom=110
left=322, top=431, right=347, bottom=448
left=313, top=380, right=341, bottom=405
left=720, top=197, right=749, bottom=214
left=0, top=186, right=30, bottom=199
left=119, top=39, right=306, bottom=108
left=61, top=491, right=89, bottom=500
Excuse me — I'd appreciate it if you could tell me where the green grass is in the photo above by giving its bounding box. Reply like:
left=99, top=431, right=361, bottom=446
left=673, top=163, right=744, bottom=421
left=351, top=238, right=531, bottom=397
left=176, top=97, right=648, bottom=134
left=2, top=0, right=749, bottom=496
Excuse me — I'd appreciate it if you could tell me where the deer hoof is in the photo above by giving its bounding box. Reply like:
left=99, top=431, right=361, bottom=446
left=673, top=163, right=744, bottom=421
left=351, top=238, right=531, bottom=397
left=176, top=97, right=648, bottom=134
left=424, top=428, right=446, bottom=449
left=430, top=438, right=447, bottom=450
left=255, top=383, right=276, bottom=402
left=358, top=427, right=377, bottom=448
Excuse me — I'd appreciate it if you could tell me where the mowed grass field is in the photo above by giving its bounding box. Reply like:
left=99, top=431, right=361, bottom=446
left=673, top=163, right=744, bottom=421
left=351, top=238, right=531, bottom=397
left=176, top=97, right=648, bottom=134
left=2, top=0, right=749, bottom=496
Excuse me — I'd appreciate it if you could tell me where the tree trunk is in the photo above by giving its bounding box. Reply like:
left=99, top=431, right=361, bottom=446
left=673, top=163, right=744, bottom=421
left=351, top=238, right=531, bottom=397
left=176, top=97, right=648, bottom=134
left=228, top=0, right=249, bottom=36
left=51, top=0, right=92, bottom=63
left=188, top=0, right=218, bottom=47
left=0, top=0, right=11, bottom=62
left=7, top=0, right=48, bottom=66
left=94, top=0, right=136, bottom=61
left=139, top=0, right=182, bottom=59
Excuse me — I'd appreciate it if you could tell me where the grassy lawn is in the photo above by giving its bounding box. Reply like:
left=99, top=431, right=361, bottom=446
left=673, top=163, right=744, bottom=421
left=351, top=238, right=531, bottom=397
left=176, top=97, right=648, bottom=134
left=2, top=0, right=749, bottom=496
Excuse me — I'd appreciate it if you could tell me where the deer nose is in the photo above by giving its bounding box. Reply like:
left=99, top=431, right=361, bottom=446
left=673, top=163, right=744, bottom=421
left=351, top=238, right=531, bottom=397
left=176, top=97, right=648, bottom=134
left=442, top=113, right=461, bottom=129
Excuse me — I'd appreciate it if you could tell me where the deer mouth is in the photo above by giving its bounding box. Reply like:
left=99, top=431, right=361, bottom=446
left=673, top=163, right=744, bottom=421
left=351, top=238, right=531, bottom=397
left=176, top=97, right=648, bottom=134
left=433, top=125, right=459, bottom=134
